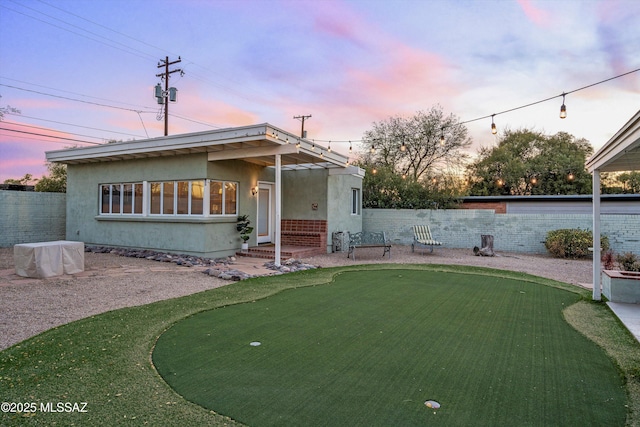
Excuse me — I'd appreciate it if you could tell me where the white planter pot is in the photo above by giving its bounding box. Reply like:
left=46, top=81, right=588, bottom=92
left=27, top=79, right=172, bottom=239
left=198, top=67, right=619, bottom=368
left=241, top=242, right=249, bottom=251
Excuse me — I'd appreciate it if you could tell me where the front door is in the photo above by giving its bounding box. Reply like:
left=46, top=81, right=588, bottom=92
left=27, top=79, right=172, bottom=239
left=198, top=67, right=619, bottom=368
left=257, top=183, right=274, bottom=244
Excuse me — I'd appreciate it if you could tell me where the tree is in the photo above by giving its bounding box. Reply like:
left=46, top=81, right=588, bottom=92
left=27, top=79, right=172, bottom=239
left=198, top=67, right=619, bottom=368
left=34, top=162, right=67, bottom=193
left=357, top=106, right=471, bottom=208
left=3, top=174, right=36, bottom=185
left=359, top=106, right=471, bottom=182
left=616, top=172, right=640, bottom=193
left=0, top=96, right=20, bottom=120
left=466, top=129, right=593, bottom=195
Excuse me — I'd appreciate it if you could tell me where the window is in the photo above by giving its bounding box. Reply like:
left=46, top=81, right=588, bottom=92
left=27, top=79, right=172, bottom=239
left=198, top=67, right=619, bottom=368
left=210, top=180, right=237, bottom=215
left=100, top=183, right=143, bottom=215
left=100, top=179, right=237, bottom=217
left=149, top=180, right=205, bottom=216
left=351, top=188, right=361, bottom=215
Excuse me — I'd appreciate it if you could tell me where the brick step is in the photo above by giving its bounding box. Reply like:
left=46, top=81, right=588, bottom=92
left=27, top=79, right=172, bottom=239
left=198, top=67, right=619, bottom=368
left=236, top=245, right=325, bottom=259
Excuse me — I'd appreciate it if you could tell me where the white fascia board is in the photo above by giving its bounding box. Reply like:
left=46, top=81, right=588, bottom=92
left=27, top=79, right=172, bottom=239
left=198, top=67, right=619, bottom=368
left=586, top=110, right=640, bottom=172
left=46, top=123, right=276, bottom=163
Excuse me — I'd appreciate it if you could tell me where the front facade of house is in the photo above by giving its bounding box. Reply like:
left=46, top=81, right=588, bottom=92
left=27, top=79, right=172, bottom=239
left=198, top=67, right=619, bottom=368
left=46, top=124, right=364, bottom=258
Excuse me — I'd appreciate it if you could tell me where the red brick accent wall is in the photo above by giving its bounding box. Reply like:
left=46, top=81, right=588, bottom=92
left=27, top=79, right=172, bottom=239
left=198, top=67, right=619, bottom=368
left=459, top=202, right=507, bottom=214
left=281, top=219, right=327, bottom=248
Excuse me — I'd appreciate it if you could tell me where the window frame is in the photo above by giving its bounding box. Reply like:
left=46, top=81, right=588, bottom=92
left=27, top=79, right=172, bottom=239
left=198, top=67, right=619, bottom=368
left=99, top=179, right=239, bottom=218
left=209, top=180, right=238, bottom=216
left=100, top=182, right=144, bottom=215
left=351, top=187, right=361, bottom=215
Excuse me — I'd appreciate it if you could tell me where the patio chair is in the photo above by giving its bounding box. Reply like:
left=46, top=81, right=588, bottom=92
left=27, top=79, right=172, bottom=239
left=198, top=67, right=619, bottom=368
left=411, top=225, right=442, bottom=254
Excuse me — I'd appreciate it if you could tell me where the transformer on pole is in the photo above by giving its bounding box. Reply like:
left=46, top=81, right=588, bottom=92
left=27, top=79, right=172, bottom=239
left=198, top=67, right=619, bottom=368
left=155, top=56, right=183, bottom=136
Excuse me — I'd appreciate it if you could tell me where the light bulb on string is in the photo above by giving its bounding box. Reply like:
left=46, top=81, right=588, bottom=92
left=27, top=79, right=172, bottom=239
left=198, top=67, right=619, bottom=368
left=491, top=115, right=497, bottom=135
left=400, top=140, right=406, bottom=152
left=328, top=141, right=332, bottom=153
left=560, top=93, right=567, bottom=119
left=349, top=141, right=352, bottom=154
left=440, top=127, right=445, bottom=146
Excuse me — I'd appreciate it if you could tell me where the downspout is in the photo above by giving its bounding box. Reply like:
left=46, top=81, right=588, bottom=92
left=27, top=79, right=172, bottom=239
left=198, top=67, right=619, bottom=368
left=592, top=170, right=601, bottom=301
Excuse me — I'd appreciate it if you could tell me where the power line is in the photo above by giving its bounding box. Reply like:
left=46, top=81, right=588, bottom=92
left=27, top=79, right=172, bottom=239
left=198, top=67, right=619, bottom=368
left=2, top=1, right=158, bottom=62
left=3, top=121, right=109, bottom=141
left=0, top=127, right=101, bottom=145
left=0, top=76, right=156, bottom=111
left=0, top=83, right=154, bottom=113
left=36, top=0, right=174, bottom=58
left=4, top=112, right=146, bottom=138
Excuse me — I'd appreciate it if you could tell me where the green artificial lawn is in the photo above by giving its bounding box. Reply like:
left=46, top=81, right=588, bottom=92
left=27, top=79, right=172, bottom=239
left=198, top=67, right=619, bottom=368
left=153, top=270, right=625, bottom=426
left=1, top=264, right=638, bottom=426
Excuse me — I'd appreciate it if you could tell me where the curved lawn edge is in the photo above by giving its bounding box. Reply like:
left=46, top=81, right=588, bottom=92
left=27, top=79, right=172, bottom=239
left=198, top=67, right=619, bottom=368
left=0, top=264, right=637, bottom=426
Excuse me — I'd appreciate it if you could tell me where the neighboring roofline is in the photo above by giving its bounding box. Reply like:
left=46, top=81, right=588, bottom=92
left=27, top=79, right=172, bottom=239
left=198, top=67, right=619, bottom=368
left=586, top=109, right=640, bottom=172
left=461, top=194, right=640, bottom=202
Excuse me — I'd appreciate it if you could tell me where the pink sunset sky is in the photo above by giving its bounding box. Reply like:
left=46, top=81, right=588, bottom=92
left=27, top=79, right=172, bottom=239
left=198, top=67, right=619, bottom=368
left=1, top=0, right=639, bottom=182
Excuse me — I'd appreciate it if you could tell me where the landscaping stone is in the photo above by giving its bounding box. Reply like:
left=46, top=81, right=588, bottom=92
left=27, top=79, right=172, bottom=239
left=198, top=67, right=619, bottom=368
left=85, top=246, right=318, bottom=281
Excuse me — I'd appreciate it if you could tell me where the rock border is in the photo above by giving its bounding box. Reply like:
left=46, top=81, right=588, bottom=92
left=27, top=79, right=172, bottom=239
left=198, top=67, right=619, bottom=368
left=85, top=246, right=318, bottom=281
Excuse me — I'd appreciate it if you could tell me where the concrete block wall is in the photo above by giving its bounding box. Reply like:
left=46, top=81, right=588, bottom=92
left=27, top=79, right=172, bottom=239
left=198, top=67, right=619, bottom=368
left=363, top=209, right=640, bottom=255
left=0, top=191, right=67, bottom=247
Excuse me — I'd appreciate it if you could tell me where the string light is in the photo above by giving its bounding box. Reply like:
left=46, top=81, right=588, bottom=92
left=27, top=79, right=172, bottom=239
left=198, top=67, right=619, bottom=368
left=311, top=140, right=315, bottom=151
left=567, top=172, right=574, bottom=181
left=400, top=140, right=406, bottom=151
left=440, top=127, right=445, bottom=146
left=349, top=141, right=352, bottom=154
left=296, top=139, right=301, bottom=148
left=328, top=141, right=332, bottom=153
left=491, top=114, right=497, bottom=135
left=560, top=93, right=567, bottom=119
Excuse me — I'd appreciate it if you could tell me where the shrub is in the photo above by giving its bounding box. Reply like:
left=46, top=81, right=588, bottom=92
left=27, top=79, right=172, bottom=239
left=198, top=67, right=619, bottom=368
left=544, top=229, right=610, bottom=259
left=602, top=250, right=616, bottom=270
left=616, top=252, right=640, bottom=272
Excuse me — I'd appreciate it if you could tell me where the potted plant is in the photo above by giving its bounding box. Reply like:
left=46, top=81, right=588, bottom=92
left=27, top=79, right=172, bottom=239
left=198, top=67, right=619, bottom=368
left=236, top=215, right=254, bottom=251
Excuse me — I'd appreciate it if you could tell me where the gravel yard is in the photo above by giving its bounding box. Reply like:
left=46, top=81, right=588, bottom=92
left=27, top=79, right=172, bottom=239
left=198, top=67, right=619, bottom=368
left=0, top=246, right=594, bottom=351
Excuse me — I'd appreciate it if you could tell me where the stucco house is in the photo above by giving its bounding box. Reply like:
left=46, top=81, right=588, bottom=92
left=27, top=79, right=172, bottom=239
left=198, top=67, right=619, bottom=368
left=46, top=124, right=365, bottom=263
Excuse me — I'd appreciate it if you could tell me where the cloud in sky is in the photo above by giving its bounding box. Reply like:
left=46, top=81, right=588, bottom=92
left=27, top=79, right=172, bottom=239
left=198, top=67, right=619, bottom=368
left=516, top=0, right=552, bottom=27
left=0, top=0, right=639, bottom=182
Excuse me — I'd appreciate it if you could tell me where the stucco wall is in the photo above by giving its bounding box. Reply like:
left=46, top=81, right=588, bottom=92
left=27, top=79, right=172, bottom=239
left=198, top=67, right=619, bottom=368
left=66, top=155, right=274, bottom=257
left=327, top=170, right=363, bottom=245
left=363, top=209, right=640, bottom=255
left=282, top=169, right=328, bottom=220
left=0, top=191, right=66, bottom=247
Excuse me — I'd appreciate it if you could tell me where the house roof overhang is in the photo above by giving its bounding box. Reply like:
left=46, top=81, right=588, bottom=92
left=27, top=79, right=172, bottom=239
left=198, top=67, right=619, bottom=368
left=586, top=110, right=640, bottom=173
left=45, top=123, right=351, bottom=171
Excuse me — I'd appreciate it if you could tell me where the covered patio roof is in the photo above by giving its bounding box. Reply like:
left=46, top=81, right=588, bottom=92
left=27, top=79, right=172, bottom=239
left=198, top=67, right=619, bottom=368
left=587, top=109, right=640, bottom=301
left=45, top=123, right=350, bottom=170
left=586, top=110, right=640, bottom=173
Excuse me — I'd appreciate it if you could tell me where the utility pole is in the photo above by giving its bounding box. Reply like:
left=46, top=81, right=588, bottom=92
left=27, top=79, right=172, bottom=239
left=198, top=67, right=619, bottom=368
left=293, top=114, right=311, bottom=138
left=156, top=56, right=183, bottom=136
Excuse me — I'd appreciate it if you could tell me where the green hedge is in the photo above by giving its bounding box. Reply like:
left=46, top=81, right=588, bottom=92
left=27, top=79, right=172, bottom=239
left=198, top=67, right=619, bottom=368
left=544, top=228, right=609, bottom=259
